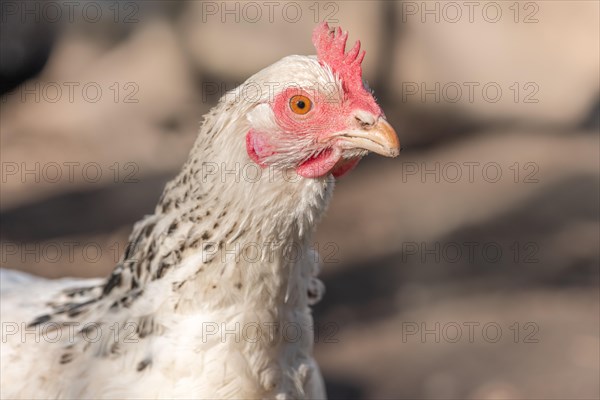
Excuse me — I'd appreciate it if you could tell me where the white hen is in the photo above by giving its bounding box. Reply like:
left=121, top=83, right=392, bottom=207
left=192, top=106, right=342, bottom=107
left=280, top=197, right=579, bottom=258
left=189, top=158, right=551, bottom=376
left=0, top=23, right=399, bottom=399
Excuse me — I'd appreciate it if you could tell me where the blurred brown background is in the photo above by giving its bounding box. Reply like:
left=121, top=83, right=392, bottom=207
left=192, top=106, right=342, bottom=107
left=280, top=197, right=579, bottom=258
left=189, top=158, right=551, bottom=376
left=1, top=1, right=598, bottom=399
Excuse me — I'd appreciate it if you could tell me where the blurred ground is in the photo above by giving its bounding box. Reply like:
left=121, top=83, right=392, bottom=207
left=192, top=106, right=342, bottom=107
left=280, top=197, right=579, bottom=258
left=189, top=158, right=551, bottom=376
left=1, top=1, right=599, bottom=399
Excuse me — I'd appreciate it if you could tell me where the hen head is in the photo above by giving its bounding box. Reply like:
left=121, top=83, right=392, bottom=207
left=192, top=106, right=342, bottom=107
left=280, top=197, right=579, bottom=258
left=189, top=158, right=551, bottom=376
left=243, top=22, right=400, bottom=179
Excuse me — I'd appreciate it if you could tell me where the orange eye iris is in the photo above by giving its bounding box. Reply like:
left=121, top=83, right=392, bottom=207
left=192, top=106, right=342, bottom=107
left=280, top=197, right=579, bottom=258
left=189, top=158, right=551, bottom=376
left=289, top=95, right=312, bottom=115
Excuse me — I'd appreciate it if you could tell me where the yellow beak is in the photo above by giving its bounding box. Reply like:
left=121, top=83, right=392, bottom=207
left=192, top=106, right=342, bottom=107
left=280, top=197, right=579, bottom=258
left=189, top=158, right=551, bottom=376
left=335, top=118, right=400, bottom=157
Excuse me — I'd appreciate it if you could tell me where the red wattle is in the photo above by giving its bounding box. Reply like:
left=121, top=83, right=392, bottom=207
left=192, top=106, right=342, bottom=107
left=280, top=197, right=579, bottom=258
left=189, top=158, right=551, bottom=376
left=331, top=157, right=361, bottom=178
left=296, top=148, right=342, bottom=179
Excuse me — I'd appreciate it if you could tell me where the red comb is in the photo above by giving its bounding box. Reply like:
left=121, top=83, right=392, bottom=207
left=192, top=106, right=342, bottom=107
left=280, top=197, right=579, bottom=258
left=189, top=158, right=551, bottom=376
left=312, top=22, right=366, bottom=93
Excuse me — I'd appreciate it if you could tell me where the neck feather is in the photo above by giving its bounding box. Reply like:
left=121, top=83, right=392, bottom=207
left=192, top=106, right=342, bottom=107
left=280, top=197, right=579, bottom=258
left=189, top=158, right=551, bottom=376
left=105, top=96, right=334, bottom=313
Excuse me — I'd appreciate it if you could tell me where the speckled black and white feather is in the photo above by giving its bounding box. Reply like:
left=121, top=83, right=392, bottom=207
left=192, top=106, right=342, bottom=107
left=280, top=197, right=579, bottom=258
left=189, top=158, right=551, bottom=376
left=1, top=56, right=339, bottom=400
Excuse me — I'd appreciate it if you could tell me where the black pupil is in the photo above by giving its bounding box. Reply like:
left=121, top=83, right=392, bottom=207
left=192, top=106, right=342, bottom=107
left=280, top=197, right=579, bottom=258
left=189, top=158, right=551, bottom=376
left=296, top=100, right=306, bottom=109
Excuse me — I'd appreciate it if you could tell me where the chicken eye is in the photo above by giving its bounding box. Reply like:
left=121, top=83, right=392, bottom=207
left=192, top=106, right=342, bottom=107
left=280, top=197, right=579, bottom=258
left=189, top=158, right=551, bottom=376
left=289, top=95, right=312, bottom=115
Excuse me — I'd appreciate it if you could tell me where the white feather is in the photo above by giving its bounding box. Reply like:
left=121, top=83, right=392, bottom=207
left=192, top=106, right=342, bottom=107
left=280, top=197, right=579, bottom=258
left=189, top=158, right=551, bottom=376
left=0, top=55, right=338, bottom=399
